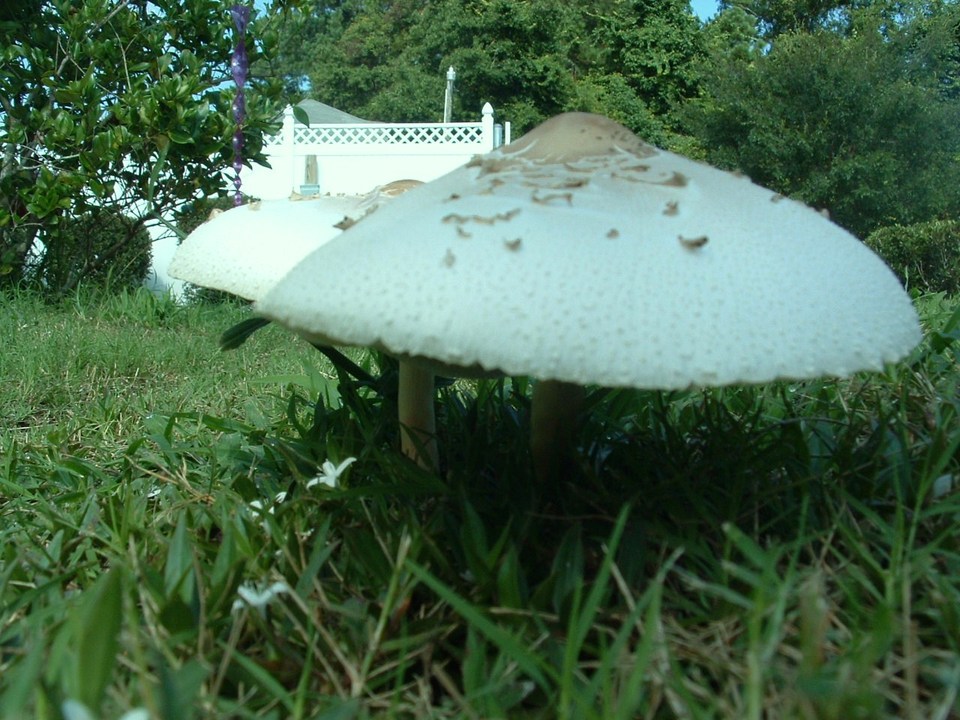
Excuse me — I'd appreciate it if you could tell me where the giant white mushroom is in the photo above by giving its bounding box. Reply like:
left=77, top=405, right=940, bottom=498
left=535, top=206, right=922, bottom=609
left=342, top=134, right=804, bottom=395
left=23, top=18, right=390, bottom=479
left=255, top=112, right=922, bottom=481
left=168, top=180, right=420, bottom=301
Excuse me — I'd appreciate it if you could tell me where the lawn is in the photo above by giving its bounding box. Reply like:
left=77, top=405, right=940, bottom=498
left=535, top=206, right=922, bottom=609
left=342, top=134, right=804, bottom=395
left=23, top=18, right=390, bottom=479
left=1, top=286, right=958, bottom=719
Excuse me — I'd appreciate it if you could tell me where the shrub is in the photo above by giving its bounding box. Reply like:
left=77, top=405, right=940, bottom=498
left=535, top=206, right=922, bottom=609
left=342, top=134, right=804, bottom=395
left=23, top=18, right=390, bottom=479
left=32, top=209, right=152, bottom=295
left=0, top=224, right=35, bottom=287
left=866, top=219, right=960, bottom=296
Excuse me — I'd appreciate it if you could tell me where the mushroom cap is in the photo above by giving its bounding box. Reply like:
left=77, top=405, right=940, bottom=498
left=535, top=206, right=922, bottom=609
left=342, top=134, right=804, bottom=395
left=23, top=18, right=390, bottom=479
left=168, top=181, right=421, bottom=301
left=257, top=113, right=921, bottom=390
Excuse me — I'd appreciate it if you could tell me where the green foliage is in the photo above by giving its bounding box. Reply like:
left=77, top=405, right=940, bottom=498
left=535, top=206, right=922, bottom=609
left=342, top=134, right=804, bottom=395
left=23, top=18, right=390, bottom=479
left=719, top=0, right=861, bottom=37
left=586, top=0, right=705, bottom=120
left=867, top=219, right=960, bottom=295
left=263, top=0, right=705, bottom=137
left=685, top=4, right=960, bottom=237
left=1, top=289, right=958, bottom=717
left=25, top=209, right=152, bottom=293
left=0, top=0, right=284, bottom=296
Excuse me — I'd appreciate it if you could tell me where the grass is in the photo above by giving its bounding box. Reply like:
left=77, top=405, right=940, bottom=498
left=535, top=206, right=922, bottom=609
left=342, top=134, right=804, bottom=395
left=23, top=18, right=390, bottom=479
left=1, top=286, right=958, bottom=719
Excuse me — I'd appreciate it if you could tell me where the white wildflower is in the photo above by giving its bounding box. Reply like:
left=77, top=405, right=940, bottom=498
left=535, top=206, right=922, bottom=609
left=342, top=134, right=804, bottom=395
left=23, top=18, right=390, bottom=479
left=248, top=491, right=288, bottom=531
left=231, top=581, right=292, bottom=614
left=306, top=457, right=356, bottom=490
left=933, top=473, right=954, bottom=499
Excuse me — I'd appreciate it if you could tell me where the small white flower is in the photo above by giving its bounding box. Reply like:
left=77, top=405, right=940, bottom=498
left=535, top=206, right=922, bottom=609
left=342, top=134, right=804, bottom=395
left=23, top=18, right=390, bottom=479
left=231, top=581, right=292, bottom=614
left=61, top=699, right=149, bottom=720
left=248, top=492, right=288, bottom=531
left=933, top=473, right=954, bottom=499
left=306, top=457, right=356, bottom=490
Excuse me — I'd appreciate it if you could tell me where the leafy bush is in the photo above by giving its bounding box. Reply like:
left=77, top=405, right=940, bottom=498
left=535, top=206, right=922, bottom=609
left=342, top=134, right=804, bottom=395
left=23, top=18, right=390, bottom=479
left=29, top=209, right=152, bottom=294
left=866, top=219, right=960, bottom=295
left=0, top=2, right=282, bottom=297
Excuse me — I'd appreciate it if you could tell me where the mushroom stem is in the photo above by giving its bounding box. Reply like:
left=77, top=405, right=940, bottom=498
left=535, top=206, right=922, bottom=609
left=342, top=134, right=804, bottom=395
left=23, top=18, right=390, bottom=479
left=398, top=361, right=439, bottom=470
left=531, top=380, right=585, bottom=483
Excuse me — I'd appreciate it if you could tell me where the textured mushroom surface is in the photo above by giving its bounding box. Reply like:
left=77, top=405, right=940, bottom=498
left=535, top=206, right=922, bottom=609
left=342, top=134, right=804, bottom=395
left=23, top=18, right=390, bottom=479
left=258, top=113, right=921, bottom=390
left=168, top=181, right=420, bottom=301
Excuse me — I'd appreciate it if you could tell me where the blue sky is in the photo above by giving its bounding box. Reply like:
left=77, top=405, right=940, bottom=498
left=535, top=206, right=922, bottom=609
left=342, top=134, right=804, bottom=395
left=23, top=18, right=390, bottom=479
left=690, top=0, right=721, bottom=20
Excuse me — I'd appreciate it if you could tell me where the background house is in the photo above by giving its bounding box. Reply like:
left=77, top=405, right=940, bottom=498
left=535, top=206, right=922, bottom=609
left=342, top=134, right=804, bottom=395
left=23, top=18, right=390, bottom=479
left=147, top=101, right=509, bottom=296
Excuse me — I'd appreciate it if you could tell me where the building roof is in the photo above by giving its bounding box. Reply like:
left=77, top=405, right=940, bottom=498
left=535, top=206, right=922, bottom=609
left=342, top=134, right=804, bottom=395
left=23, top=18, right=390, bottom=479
left=295, top=99, right=370, bottom=124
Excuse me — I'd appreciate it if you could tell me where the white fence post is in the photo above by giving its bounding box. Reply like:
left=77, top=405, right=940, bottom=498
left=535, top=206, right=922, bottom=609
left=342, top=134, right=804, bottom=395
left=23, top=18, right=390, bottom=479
left=481, top=102, right=495, bottom=152
left=281, top=105, right=296, bottom=191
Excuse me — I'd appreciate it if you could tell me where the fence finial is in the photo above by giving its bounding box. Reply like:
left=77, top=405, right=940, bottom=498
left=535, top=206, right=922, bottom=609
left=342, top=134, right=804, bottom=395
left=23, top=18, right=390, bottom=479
left=444, top=67, right=457, bottom=123
left=481, top=103, right=494, bottom=147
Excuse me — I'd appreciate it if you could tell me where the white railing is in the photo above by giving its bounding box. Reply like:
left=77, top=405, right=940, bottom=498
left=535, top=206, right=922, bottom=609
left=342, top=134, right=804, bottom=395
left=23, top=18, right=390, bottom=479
left=265, top=119, right=489, bottom=147
left=245, top=102, right=510, bottom=198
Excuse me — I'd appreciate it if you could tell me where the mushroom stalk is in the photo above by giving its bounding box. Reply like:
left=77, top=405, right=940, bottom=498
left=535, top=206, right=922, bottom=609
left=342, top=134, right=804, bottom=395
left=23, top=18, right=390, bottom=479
left=531, top=380, right=585, bottom=483
left=398, top=361, right=439, bottom=470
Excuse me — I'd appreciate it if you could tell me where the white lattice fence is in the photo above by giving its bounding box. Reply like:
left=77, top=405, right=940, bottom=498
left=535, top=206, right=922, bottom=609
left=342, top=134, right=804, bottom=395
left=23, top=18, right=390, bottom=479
left=264, top=122, right=487, bottom=147
left=245, top=102, right=508, bottom=198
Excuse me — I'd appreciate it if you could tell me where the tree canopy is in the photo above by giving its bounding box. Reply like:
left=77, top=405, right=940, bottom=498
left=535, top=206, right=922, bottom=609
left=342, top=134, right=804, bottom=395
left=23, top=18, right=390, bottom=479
left=257, top=0, right=705, bottom=140
left=687, top=0, right=960, bottom=237
left=2, top=0, right=957, bottom=295
left=0, top=0, right=283, bottom=294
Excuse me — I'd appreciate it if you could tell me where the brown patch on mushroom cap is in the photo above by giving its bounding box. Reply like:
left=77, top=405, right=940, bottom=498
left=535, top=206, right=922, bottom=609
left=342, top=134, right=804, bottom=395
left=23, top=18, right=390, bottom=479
left=378, top=179, right=423, bottom=197
left=679, top=235, right=709, bottom=250
left=442, top=208, right=521, bottom=226
left=662, top=172, right=689, bottom=188
left=500, top=112, right=658, bottom=164
left=532, top=191, right=573, bottom=206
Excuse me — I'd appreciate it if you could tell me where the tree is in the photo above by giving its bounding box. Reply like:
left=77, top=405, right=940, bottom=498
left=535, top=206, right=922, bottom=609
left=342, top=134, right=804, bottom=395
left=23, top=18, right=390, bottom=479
left=684, top=3, right=960, bottom=237
left=717, top=0, right=866, bottom=37
left=578, top=0, right=705, bottom=144
left=0, top=0, right=284, bottom=295
left=262, top=0, right=706, bottom=139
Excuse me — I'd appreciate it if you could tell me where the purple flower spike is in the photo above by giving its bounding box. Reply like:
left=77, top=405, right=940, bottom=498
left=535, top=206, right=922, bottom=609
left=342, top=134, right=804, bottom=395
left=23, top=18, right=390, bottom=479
left=231, top=5, right=250, bottom=35
left=230, top=4, right=250, bottom=206
left=232, top=93, right=246, bottom=125
left=231, top=43, right=249, bottom=88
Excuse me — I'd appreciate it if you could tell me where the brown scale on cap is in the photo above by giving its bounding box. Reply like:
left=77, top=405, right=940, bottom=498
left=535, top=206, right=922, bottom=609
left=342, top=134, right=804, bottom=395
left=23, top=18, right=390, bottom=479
left=502, top=112, right=658, bottom=163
